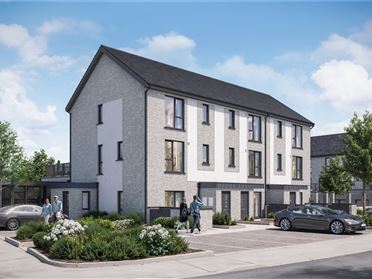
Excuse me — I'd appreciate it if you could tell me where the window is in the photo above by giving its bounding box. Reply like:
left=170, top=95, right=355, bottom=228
left=277, top=121, right=282, bottom=138
left=228, top=110, right=235, bottom=129
left=248, top=115, right=262, bottom=142
left=249, top=151, right=262, bottom=177
left=202, top=197, right=214, bottom=207
left=228, top=147, right=235, bottom=167
left=165, top=96, right=184, bottom=130
left=82, top=191, right=90, bottom=210
left=202, top=144, right=209, bottom=165
left=292, top=156, right=303, bottom=180
left=277, top=153, right=283, bottom=171
left=292, top=125, right=303, bottom=148
left=97, top=104, right=103, bottom=124
left=165, top=140, right=184, bottom=173
left=117, top=191, right=123, bottom=214
left=98, top=144, right=103, bottom=175
left=325, top=157, right=331, bottom=166
left=117, top=141, right=123, bottom=161
left=202, top=104, right=209, bottom=124
left=165, top=191, right=184, bottom=207
left=289, top=192, right=296, bottom=206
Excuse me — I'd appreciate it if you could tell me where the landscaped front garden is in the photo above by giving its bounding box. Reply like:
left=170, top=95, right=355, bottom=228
left=16, top=212, right=189, bottom=261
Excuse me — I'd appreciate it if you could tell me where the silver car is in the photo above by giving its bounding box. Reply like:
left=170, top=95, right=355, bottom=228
left=0, top=205, right=43, bottom=230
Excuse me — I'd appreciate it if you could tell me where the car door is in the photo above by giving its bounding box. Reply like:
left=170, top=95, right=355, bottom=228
left=30, top=206, right=43, bottom=222
left=305, top=206, right=328, bottom=230
left=12, top=206, right=32, bottom=224
left=290, top=207, right=309, bottom=229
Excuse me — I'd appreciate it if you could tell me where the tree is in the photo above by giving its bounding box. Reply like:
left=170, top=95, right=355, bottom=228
left=343, top=111, right=372, bottom=214
left=23, top=149, right=55, bottom=182
left=0, top=121, right=26, bottom=184
left=319, top=157, right=353, bottom=195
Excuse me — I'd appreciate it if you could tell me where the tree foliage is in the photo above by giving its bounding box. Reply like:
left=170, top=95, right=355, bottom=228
left=319, top=157, right=353, bottom=195
left=0, top=121, right=56, bottom=184
left=343, top=111, right=372, bottom=213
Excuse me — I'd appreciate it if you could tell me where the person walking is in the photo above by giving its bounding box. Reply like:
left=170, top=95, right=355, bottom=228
left=189, top=195, right=203, bottom=234
left=175, top=197, right=190, bottom=234
left=41, top=198, right=52, bottom=224
left=51, top=195, right=63, bottom=222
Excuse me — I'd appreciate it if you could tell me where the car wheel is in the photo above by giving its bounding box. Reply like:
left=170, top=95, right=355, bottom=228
left=7, top=218, right=20, bottom=231
left=330, top=220, right=344, bottom=234
left=280, top=218, right=292, bottom=231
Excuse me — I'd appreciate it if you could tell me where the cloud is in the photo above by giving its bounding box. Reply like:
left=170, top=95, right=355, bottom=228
left=38, top=18, right=102, bottom=37
left=349, top=20, right=372, bottom=46
left=0, top=23, right=29, bottom=48
left=123, top=32, right=198, bottom=70
left=312, top=60, right=372, bottom=111
left=38, top=19, right=67, bottom=34
left=311, top=34, right=372, bottom=69
left=311, top=119, right=348, bottom=136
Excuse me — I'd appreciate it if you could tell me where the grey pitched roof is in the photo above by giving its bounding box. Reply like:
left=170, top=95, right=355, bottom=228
left=311, top=133, right=347, bottom=157
left=66, top=45, right=314, bottom=126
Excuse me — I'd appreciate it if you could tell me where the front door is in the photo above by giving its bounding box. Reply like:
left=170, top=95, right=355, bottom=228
left=241, top=192, right=249, bottom=220
left=221, top=191, right=231, bottom=216
left=290, top=192, right=296, bottom=206
left=254, top=192, right=262, bottom=218
left=62, top=191, right=69, bottom=217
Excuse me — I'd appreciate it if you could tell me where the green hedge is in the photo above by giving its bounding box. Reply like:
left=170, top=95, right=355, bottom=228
left=81, top=211, right=143, bottom=224
left=32, top=232, right=53, bottom=252
left=16, top=221, right=50, bottom=240
left=152, top=217, right=178, bottom=229
left=213, top=212, right=236, bottom=225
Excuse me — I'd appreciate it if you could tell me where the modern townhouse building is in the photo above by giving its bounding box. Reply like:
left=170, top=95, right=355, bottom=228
left=311, top=133, right=371, bottom=206
left=65, top=45, right=313, bottom=222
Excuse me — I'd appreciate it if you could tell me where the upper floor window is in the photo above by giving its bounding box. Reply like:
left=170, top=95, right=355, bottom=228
left=228, top=147, right=235, bottom=167
left=202, top=104, right=209, bottom=124
left=228, top=110, right=235, bottom=129
left=249, top=150, right=262, bottom=177
left=117, top=141, right=123, bottom=161
left=98, top=144, right=103, bottom=175
left=165, top=96, right=184, bottom=130
left=248, top=115, right=262, bottom=142
left=165, top=140, right=184, bottom=173
left=277, top=121, right=282, bottom=138
left=292, top=156, right=303, bottom=180
left=292, top=125, right=303, bottom=148
left=277, top=153, right=283, bottom=171
left=202, top=144, right=210, bottom=165
left=97, top=104, right=103, bottom=124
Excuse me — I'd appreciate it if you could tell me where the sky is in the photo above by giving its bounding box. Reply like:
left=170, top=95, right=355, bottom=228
left=0, top=2, right=371, bottom=162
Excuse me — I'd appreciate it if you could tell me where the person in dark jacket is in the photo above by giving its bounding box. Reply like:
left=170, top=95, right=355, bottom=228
left=175, top=198, right=189, bottom=234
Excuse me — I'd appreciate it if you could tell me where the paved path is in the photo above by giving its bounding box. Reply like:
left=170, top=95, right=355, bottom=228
left=0, top=227, right=372, bottom=278
left=186, top=227, right=369, bottom=254
left=195, top=251, right=372, bottom=278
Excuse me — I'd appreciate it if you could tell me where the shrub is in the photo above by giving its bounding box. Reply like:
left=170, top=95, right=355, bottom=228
left=49, top=237, right=84, bottom=260
left=79, top=217, right=114, bottom=230
left=167, top=234, right=188, bottom=255
left=16, top=221, right=50, bottom=240
left=83, top=222, right=111, bottom=239
left=357, top=209, right=363, bottom=215
left=80, top=237, right=111, bottom=261
left=362, top=214, right=372, bottom=226
left=126, top=212, right=143, bottom=225
left=32, top=231, right=53, bottom=252
left=213, top=212, right=236, bottom=226
left=108, top=236, right=147, bottom=260
left=82, top=211, right=108, bottom=219
left=44, top=220, right=85, bottom=242
left=139, top=224, right=170, bottom=256
left=267, top=212, right=275, bottom=219
left=153, top=217, right=178, bottom=229
left=105, top=213, right=125, bottom=221
left=112, top=219, right=135, bottom=230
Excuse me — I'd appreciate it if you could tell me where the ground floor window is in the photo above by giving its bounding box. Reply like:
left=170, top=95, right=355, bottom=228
left=165, top=191, right=184, bottom=208
left=117, top=191, right=123, bottom=214
left=82, top=191, right=90, bottom=210
left=201, top=196, right=214, bottom=207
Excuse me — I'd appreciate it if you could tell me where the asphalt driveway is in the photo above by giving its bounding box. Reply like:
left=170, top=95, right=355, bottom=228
left=186, top=227, right=370, bottom=254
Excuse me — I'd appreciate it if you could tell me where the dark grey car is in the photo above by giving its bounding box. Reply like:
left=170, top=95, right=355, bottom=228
left=0, top=205, right=43, bottom=230
left=274, top=205, right=366, bottom=234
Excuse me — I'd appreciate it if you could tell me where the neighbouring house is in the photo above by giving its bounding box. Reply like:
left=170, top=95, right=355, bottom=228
left=311, top=133, right=371, bottom=206
left=65, top=45, right=313, bottom=222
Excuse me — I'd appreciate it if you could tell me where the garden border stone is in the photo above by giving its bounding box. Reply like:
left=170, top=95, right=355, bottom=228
left=5, top=237, right=20, bottom=247
left=27, top=247, right=214, bottom=268
left=213, top=224, right=245, bottom=229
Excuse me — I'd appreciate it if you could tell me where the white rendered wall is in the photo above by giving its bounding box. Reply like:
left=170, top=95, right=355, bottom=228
left=97, top=98, right=123, bottom=212
left=187, top=99, right=248, bottom=183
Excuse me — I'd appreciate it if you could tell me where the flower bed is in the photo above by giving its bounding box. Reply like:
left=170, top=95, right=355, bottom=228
left=32, top=218, right=188, bottom=261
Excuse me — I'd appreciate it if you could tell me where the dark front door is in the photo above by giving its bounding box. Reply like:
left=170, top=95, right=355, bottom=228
left=241, top=192, right=249, bottom=220
left=254, top=192, right=262, bottom=218
left=290, top=192, right=296, bottom=206
left=62, top=191, right=69, bottom=217
left=221, top=191, right=231, bottom=216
